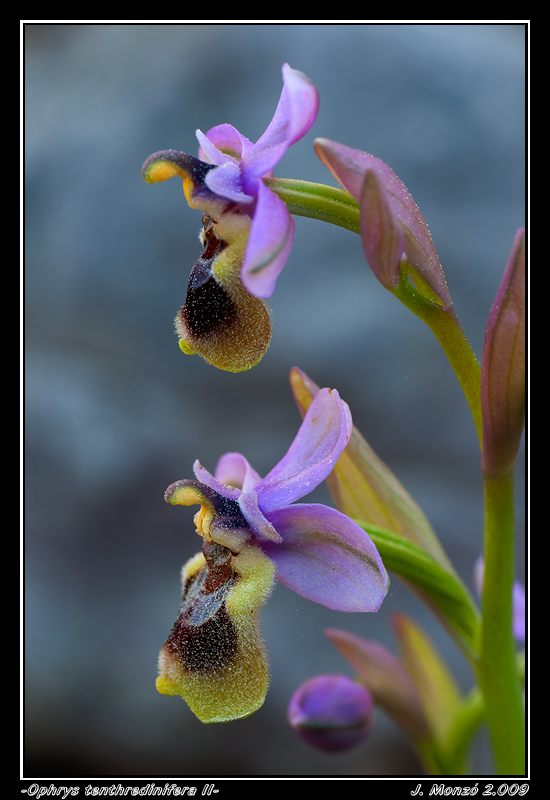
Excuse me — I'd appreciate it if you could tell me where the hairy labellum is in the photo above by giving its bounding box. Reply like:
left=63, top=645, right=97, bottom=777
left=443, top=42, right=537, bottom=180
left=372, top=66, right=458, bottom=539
left=175, top=214, right=271, bottom=373
left=157, top=504, right=275, bottom=722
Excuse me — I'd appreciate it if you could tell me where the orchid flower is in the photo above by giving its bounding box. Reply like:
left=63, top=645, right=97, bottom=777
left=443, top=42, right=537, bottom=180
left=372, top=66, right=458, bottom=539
left=157, top=386, right=388, bottom=723
left=142, top=64, right=319, bottom=372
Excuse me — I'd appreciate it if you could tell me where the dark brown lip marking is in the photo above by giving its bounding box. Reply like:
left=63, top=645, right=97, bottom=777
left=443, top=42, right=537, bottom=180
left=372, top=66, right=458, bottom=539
left=180, top=217, right=236, bottom=339
left=163, top=541, right=239, bottom=673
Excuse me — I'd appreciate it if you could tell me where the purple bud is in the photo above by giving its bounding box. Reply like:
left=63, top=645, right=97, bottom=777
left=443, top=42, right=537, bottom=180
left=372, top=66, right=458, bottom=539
left=287, top=674, right=375, bottom=753
left=314, top=138, right=452, bottom=310
left=481, top=228, right=525, bottom=477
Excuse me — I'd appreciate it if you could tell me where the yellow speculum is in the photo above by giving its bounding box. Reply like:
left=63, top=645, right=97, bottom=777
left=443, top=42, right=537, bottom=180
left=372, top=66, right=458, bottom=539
left=143, top=160, right=181, bottom=184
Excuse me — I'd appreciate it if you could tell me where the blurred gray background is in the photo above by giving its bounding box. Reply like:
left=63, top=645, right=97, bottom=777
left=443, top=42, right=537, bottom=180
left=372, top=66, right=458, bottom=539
left=24, top=23, right=525, bottom=778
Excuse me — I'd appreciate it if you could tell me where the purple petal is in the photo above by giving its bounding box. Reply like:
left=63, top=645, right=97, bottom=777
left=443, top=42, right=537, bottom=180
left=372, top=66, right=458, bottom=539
left=196, top=130, right=254, bottom=203
left=238, top=488, right=283, bottom=543
left=260, top=504, right=388, bottom=612
left=241, top=181, right=295, bottom=298
left=195, top=129, right=237, bottom=167
left=193, top=459, right=241, bottom=501
left=214, top=452, right=262, bottom=493
left=242, top=63, right=319, bottom=186
left=204, top=161, right=255, bottom=204
left=280, top=63, right=320, bottom=147
left=256, top=388, right=352, bottom=513
left=198, top=124, right=254, bottom=163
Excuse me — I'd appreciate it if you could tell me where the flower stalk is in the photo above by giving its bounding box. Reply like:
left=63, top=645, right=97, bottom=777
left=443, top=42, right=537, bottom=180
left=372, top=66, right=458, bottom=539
left=476, top=472, right=525, bottom=774
left=475, top=229, right=525, bottom=774
left=391, top=259, right=483, bottom=446
left=264, top=177, right=361, bottom=232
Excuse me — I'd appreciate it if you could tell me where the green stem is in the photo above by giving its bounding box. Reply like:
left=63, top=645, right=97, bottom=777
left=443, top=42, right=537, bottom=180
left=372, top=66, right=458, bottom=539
left=476, top=472, right=525, bottom=774
left=390, top=263, right=483, bottom=447
left=414, top=739, right=450, bottom=776
left=264, top=177, right=361, bottom=232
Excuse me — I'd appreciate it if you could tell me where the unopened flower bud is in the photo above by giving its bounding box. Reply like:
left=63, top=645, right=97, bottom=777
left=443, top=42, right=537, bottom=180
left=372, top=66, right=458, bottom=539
left=287, top=674, right=374, bottom=753
left=481, top=228, right=525, bottom=477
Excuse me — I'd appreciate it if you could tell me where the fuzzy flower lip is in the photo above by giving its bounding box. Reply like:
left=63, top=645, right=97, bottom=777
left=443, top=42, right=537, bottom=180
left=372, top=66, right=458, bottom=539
left=167, top=387, right=388, bottom=614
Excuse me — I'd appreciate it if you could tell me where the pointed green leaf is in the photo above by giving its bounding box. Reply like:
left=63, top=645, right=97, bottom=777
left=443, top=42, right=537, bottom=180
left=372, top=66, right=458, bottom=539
left=392, top=612, right=463, bottom=750
left=325, top=628, right=429, bottom=740
left=360, top=522, right=479, bottom=657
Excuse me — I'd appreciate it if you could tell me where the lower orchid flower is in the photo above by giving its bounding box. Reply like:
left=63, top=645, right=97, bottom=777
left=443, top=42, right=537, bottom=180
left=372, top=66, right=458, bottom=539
left=142, top=63, right=319, bottom=372
left=157, top=384, right=389, bottom=722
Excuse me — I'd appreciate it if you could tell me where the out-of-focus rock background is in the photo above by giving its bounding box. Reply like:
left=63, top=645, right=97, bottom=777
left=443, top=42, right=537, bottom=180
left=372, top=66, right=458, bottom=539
left=24, top=23, right=525, bottom=777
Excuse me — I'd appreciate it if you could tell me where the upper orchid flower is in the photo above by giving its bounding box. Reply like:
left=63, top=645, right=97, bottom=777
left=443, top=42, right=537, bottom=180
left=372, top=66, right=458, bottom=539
left=142, top=64, right=319, bottom=372
left=157, top=385, right=388, bottom=723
